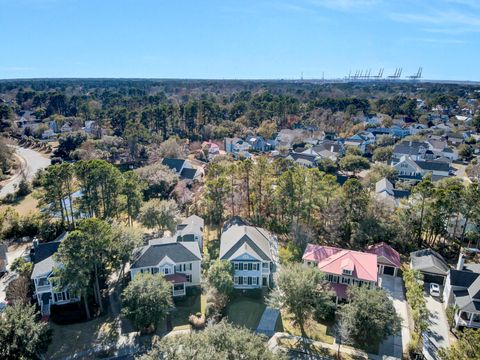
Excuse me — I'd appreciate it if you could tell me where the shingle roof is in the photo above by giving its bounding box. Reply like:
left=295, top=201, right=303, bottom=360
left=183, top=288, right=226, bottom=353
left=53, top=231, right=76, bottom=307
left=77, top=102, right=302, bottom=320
left=0, top=243, right=7, bottom=261
left=180, top=167, right=197, bottom=180
left=131, top=242, right=201, bottom=269
left=410, top=248, right=449, bottom=275
left=31, top=232, right=68, bottom=279
left=393, top=141, right=428, bottom=155
left=415, top=160, right=449, bottom=172
left=220, top=223, right=274, bottom=261
left=162, top=158, right=186, bottom=173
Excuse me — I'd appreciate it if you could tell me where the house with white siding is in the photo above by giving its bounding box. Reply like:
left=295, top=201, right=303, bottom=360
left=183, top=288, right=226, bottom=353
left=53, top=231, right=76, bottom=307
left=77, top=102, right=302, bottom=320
left=130, top=239, right=201, bottom=297
left=219, top=217, right=278, bottom=289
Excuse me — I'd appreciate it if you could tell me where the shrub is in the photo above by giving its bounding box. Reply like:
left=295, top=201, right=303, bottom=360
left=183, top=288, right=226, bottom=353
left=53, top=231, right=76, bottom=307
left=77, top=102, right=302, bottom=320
left=188, top=313, right=206, bottom=330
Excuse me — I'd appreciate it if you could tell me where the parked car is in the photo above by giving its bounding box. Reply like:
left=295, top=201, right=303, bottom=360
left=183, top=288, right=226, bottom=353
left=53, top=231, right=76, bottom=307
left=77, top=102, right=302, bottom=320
left=430, top=283, right=441, bottom=297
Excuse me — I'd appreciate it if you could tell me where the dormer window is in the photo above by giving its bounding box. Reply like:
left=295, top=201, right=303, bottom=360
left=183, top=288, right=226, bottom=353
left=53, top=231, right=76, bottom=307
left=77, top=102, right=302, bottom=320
left=342, top=269, right=352, bottom=276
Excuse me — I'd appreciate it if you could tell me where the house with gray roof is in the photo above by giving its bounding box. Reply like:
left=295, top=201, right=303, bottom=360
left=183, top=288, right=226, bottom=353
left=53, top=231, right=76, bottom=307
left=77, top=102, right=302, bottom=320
left=161, top=158, right=201, bottom=181
left=375, top=178, right=410, bottom=207
left=410, top=248, right=449, bottom=285
left=443, top=254, right=480, bottom=329
left=130, top=240, right=201, bottom=297
left=0, top=243, right=7, bottom=275
left=392, top=141, right=429, bottom=162
left=30, top=233, right=79, bottom=316
left=220, top=218, right=278, bottom=288
left=175, top=215, right=204, bottom=250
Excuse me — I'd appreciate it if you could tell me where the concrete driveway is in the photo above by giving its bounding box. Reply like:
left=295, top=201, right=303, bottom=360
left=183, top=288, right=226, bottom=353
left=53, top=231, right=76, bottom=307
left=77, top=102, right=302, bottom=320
left=379, top=275, right=411, bottom=359
left=424, top=291, right=450, bottom=350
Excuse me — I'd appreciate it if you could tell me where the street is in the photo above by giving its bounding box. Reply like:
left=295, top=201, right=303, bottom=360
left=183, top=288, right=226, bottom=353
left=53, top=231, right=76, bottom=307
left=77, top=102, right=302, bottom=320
left=0, top=146, right=50, bottom=198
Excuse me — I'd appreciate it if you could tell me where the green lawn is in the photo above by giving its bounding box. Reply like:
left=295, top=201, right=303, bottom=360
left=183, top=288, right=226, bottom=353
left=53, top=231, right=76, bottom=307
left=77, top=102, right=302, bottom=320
left=171, top=293, right=206, bottom=330
left=279, top=311, right=335, bottom=345
left=225, top=296, right=266, bottom=330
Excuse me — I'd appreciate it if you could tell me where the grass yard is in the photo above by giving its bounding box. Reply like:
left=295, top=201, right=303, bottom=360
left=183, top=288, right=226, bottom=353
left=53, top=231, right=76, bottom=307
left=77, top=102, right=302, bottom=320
left=279, top=311, right=335, bottom=345
left=277, top=338, right=368, bottom=360
left=225, top=296, right=266, bottom=330
left=0, top=193, right=39, bottom=216
left=171, top=293, right=207, bottom=330
left=47, top=315, right=118, bottom=360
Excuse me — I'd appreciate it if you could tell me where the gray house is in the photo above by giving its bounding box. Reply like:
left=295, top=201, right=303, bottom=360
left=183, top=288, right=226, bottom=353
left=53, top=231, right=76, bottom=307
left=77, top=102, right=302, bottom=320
left=410, top=248, right=449, bottom=285
left=30, top=233, right=80, bottom=316
left=443, top=254, right=480, bottom=329
left=175, top=215, right=204, bottom=250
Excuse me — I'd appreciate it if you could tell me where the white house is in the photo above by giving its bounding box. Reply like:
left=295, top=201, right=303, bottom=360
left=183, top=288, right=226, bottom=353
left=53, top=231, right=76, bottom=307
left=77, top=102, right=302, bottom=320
left=219, top=218, right=278, bottom=289
left=30, top=233, right=80, bottom=316
left=443, top=254, right=480, bottom=329
left=130, top=240, right=201, bottom=297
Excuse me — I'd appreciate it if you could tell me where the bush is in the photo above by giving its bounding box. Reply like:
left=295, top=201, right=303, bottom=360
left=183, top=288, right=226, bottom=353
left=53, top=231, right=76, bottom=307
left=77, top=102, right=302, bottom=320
left=16, top=179, right=31, bottom=197
left=188, top=313, right=206, bottom=330
left=233, top=288, right=262, bottom=300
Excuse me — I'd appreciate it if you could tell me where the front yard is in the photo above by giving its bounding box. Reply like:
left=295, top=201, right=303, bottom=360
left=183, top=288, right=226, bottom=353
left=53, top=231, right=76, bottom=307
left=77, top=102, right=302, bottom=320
left=47, top=315, right=118, bottom=359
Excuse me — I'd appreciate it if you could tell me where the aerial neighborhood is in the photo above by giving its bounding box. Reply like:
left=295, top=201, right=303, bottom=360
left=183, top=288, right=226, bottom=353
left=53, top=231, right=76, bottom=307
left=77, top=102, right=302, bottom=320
left=1, top=78, right=480, bottom=360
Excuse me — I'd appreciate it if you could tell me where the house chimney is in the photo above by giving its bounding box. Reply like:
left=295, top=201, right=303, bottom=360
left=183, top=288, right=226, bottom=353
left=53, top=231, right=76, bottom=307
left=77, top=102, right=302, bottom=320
left=456, top=252, right=465, bottom=270
left=330, top=146, right=334, bottom=152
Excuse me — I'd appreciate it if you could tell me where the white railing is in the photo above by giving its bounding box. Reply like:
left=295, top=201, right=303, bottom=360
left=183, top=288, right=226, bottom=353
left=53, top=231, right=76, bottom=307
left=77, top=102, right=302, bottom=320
left=456, top=314, right=480, bottom=328
left=173, top=289, right=186, bottom=297
left=36, top=284, right=52, bottom=293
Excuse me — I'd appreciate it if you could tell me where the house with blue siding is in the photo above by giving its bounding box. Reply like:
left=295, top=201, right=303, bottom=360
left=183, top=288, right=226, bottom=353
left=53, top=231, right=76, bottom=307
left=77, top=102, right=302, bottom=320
left=219, top=218, right=278, bottom=288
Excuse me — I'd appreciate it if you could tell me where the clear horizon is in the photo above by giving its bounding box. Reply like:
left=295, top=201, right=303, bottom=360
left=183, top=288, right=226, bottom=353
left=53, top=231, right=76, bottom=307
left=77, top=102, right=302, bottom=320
left=1, top=0, right=480, bottom=81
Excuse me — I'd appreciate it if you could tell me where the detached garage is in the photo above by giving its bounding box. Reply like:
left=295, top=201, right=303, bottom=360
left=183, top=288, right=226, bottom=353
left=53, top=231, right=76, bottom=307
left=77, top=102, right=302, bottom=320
left=366, top=242, right=401, bottom=277
left=410, top=248, right=449, bottom=285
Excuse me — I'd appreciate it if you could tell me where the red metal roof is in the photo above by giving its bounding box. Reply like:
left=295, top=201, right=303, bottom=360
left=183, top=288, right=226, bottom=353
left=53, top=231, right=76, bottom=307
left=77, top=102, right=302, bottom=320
left=366, top=242, right=401, bottom=268
left=303, top=244, right=378, bottom=283
left=164, top=273, right=187, bottom=284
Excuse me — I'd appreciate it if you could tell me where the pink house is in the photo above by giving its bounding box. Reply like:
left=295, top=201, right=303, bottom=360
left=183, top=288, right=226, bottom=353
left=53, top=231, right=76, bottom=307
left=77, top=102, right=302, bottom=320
left=366, top=242, right=401, bottom=277
left=303, top=244, right=378, bottom=303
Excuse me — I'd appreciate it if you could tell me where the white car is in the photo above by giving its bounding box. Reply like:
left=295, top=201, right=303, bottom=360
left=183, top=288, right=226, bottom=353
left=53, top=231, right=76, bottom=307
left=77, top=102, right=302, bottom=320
left=430, top=283, right=441, bottom=297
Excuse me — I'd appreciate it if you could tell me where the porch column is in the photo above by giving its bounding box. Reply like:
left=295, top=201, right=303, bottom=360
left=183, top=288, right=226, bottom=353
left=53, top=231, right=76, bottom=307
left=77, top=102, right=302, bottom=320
left=469, top=312, right=474, bottom=327
left=455, top=310, right=462, bottom=328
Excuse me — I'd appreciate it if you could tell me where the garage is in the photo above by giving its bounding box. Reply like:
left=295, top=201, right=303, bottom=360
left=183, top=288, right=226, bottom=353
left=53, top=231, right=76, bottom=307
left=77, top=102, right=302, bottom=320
left=422, top=273, right=446, bottom=286
left=410, top=249, right=449, bottom=286
left=383, top=266, right=396, bottom=276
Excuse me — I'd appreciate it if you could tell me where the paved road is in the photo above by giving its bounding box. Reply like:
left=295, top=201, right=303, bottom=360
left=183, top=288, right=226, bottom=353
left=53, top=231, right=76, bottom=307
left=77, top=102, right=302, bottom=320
left=379, top=275, right=411, bottom=359
left=0, top=146, right=50, bottom=198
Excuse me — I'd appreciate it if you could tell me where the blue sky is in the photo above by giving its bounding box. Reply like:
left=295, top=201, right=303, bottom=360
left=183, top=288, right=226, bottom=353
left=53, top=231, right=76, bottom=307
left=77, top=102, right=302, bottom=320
left=0, top=0, right=479, bottom=80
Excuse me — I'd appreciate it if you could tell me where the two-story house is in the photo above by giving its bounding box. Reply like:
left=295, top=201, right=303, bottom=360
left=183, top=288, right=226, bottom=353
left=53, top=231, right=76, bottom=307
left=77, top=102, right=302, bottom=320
left=30, top=233, right=79, bottom=316
left=443, top=254, right=480, bottom=329
left=130, top=240, right=201, bottom=297
left=219, top=217, right=278, bottom=289
left=175, top=215, right=204, bottom=250
left=303, top=244, right=378, bottom=304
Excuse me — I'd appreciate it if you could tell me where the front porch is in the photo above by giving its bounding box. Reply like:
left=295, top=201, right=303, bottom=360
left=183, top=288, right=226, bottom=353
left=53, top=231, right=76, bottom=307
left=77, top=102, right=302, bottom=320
left=455, top=310, right=480, bottom=329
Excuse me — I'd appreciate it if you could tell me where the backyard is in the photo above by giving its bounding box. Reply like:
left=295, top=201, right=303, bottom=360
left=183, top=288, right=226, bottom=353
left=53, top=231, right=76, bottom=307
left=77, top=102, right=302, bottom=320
left=279, top=311, right=335, bottom=344
left=225, top=295, right=266, bottom=330
left=170, top=292, right=207, bottom=330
